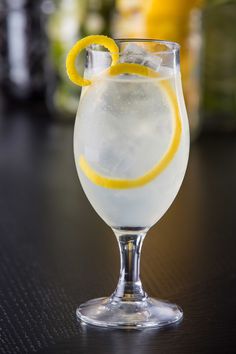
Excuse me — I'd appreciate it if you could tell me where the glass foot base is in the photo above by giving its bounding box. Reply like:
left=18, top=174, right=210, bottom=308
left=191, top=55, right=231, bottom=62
left=76, top=297, right=183, bottom=329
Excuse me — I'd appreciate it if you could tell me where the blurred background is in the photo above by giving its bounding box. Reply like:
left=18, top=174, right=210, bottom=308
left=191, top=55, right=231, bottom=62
left=0, top=0, right=235, bottom=139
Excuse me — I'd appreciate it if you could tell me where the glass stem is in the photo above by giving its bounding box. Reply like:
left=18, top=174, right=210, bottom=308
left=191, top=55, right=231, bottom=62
left=111, top=227, right=148, bottom=302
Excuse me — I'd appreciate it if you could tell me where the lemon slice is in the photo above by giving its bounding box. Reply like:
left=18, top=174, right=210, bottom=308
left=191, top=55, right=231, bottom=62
left=66, top=35, right=119, bottom=86
left=78, top=63, right=182, bottom=189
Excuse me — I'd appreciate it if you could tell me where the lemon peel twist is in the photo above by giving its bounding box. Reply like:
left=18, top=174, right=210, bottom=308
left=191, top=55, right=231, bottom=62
left=66, top=35, right=119, bottom=86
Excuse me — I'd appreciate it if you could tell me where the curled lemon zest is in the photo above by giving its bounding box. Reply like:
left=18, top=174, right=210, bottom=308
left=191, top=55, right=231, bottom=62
left=66, top=35, right=119, bottom=86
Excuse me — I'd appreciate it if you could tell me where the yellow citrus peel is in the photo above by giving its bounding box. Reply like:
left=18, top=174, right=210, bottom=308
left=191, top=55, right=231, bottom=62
left=66, top=35, right=182, bottom=189
left=66, top=35, right=119, bottom=86
left=79, top=62, right=182, bottom=189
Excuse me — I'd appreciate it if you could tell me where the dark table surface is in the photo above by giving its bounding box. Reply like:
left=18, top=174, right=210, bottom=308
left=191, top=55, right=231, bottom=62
left=0, top=101, right=236, bottom=354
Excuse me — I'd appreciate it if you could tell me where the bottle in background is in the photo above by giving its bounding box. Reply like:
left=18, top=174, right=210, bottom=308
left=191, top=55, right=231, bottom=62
left=201, top=0, right=236, bottom=132
left=45, top=0, right=84, bottom=120
left=0, top=0, right=47, bottom=101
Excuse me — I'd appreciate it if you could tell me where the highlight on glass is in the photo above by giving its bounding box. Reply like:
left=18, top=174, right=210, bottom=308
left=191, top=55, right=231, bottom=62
left=66, top=35, right=190, bottom=328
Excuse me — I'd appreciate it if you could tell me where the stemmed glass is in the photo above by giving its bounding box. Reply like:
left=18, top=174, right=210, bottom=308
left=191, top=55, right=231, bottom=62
left=73, top=39, right=189, bottom=328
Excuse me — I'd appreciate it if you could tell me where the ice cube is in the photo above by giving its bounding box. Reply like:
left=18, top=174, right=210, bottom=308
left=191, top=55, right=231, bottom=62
left=120, top=43, right=162, bottom=71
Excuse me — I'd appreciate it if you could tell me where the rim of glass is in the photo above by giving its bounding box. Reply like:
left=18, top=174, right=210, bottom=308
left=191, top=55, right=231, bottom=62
left=88, top=38, right=180, bottom=55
